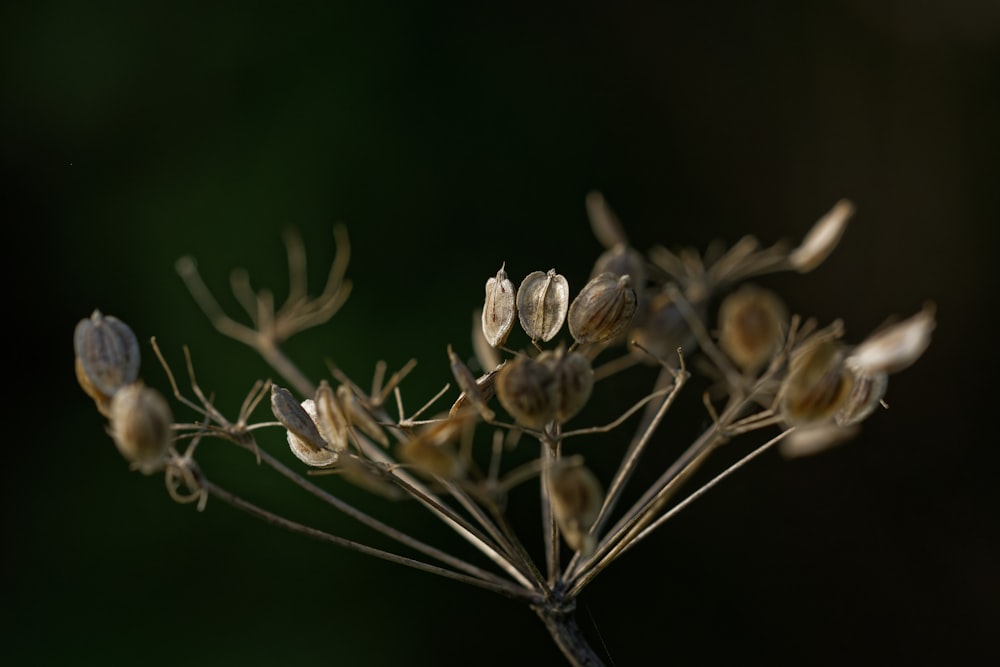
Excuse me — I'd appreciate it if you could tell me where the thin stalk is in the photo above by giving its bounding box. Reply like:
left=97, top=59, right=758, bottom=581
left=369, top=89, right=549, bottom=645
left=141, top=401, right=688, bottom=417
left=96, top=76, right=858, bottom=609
left=204, top=480, right=540, bottom=603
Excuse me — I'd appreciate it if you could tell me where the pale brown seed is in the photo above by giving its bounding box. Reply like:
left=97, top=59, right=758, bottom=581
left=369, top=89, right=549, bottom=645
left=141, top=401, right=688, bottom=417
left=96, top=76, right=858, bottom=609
left=315, top=380, right=349, bottom=453
left=585, top=190, right=628, bottom=249
left=788, top=199, right=854, bottom=272
left=74, top=310, right=140, bottom=404
left=109, top=382, right=173, bottom=475
left=482, top=264, right=517, bottom=347
left=568, top=272, right=637, bottom=345
left=516, top=269, right=569, bottom=343
left=495, top=355, right=557, bottom=429
left=279, top=396, right=340, bottom=467
left=396, top=413, right=467, bottom=478
left=778, top=339, right=854, bottom=425
left=717, top=285, right=788, bottom=373
left=591, top=244, right=647, bottom=290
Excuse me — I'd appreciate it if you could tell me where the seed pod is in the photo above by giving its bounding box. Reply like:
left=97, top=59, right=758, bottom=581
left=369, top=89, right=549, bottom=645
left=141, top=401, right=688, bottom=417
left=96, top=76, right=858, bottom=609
left=846, top=303, right=936, bottom=375
left=336, top=384, right=389, bottom=447
left=548, top=459, right=603, bottom=555
left=788, top=199, right=854, bottom=272
left=835, top=369, right=888, bottom=427
left=517, top=269, right=569, bottom=343
left=717, top=285, right=788, bottom=373
left=495, top=355, right=557, bottom=429
left=315, top=380, right=349, bottom=453
left=591, top=244, right=647, bottom=289
left=448, top=345, right=496, bottom=421
left=778, top=339, right=854, bottom=425
left=778, top=422, right=859, bottom=459
left=109, top=383, right=173, bottom=475
left=396, top=413, right=467, bottom=478
left=568, top=272, right=637, bottom=345
left=74, top=310, right=141, bottom=410
left=585, top=190, right=628, bottom=249
left=482, top=264, right=517, bottom=347
left=541, top=349, right=594, bottom=424
left=271, top=385, right=339, bottom=467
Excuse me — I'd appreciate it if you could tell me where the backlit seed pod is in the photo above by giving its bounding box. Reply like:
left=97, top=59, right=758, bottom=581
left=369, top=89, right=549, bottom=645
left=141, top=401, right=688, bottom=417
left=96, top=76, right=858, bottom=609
left=396, top=413, right=468, bottom=478
left=109, top=383, right=173, bottom=475
left=540, top=349, right=594, bottom=424
left=568, top=272, right=637, bottom=345
left=547, top=460, right=603, bottom=555
left=271, top=384, right=327, bottom=458
left=516, top=269, right=569, bottom=343
left=788, top=199, right=854, bottom=272
left=495, top=355, right=557, bottom=429
left=835, top=368, right=888, bottom=427
left=482, top=264, right=517, bottom=347
left=717, top=285, right=788, bottom=373
left=74, top=310, right=141, bottom=407
left=336, top=384, right=389, bottom=447
left=280, top=397, right=340, bottom=467
left=778, top=339, right=854, bottom=425
left=315, top=380, right=349, bottom=453
left=846, top=303, right=936, bottom=375
left=450, top=362, right=504, bottom=417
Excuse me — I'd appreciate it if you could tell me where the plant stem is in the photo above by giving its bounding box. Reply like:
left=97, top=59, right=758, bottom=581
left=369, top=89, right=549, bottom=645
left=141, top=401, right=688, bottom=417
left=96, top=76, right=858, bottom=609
left=535, top=604, right=606, bottom=667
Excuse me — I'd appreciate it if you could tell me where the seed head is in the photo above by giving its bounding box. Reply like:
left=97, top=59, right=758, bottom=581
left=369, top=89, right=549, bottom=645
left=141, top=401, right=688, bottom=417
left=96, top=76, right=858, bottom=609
left=516, top=269, right=569, bottom=343
left=109, top=383, right=173, bottom=474
left=568, top=272, right=638, bottom=345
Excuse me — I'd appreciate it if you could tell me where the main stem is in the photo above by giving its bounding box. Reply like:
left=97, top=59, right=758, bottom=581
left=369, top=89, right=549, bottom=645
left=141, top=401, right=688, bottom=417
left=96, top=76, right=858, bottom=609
left=535, top=603, right=606, bottom=667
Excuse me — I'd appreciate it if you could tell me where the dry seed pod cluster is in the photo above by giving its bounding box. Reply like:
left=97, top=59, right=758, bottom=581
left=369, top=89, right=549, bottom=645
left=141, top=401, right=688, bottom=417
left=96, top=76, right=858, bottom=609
left=75, top=311, right=174, bottom=473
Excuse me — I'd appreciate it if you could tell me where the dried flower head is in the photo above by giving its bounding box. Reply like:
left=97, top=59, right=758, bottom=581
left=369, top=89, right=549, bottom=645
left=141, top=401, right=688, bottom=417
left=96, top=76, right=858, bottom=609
left=108, top=382, right=173, bottom=474
left=517, top=269, right=569, bottom=343
left=568, top=273, right=637, bottom=345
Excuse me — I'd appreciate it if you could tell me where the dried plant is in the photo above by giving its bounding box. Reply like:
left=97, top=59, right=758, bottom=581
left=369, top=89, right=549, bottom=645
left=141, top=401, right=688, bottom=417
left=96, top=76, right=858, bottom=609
left=73, top=194, right=935, bottom=666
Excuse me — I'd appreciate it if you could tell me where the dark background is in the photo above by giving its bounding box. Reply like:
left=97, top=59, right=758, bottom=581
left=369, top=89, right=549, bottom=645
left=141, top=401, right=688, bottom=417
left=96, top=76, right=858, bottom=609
left=4, top=1, right=998, bottom=665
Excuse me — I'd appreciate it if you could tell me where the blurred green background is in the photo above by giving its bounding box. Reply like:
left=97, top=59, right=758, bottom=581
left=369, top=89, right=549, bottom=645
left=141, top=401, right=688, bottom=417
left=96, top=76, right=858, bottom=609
left=4, top=1, right=998, bottom=665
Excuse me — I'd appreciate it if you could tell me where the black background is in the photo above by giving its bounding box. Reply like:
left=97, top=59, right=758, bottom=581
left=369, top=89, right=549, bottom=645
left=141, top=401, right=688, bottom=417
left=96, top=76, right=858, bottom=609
left=4, top=1, right=998, bottom=665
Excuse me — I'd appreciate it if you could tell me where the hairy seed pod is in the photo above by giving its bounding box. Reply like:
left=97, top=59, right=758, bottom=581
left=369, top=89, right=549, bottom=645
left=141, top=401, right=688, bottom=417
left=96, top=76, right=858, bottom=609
left=568, top=272, right=637, bottom=345
left=835, top=369, right=888, bottom=427
left=540, top=349, right=594, bottom=424
left=482, top=264, right=517, bottom=347
left=74, top=310, right=141, bottom=410
left=548, top=459, right=603, bottom=555
left=315, top=380, right=349, bottom=453
left=109, top=383, right=173, bottom=475
left=717, top=285, right=788, bottom=373
left=495, top=355, right=557, bottom=429
left=516, top=269, right=569, bottom=343
left=778, top=339, right=854, bottom=425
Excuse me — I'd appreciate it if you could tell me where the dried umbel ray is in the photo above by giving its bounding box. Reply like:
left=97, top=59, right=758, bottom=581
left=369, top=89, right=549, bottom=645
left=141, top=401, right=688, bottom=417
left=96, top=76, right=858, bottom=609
left=74, top=194, right=935, bottom=667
